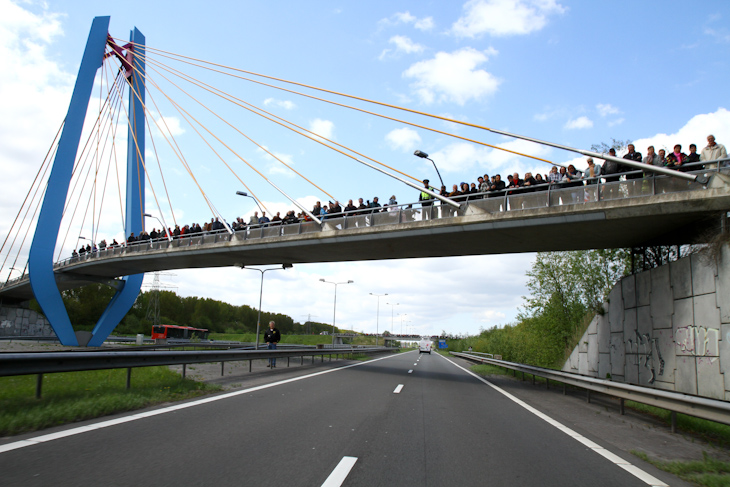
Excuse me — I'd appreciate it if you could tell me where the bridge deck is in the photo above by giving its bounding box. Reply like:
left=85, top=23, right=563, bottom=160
left=2, top=174, right=729, bottom=301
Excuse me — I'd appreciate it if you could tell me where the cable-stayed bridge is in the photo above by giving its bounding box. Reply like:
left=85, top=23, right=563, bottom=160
left=1, top=16, right=728, bottom=346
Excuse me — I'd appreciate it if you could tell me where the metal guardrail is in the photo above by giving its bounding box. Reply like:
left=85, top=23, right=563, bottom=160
left=0, top=346, right=397, bottom=398
left=451, top=352, right=730, bottom=427
left=0, top=347, right=395, bottom=376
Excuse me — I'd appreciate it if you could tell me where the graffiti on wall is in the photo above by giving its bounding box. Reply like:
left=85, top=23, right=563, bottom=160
left=675, top=325, right=720, bottom=356
left=627, top=330, right=665, bottom=384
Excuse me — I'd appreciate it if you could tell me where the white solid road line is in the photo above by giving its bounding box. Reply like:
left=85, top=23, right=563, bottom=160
left=437, top=353, right=669, bottom=487
left=321, top=456, right=358, bottom=487
left=0, top=353, right=402, bottom=455
left=393, top=384, right=404, bottom=394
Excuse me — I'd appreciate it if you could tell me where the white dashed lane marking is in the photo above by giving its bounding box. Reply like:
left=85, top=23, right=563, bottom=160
left=321, top=456, right=358, bottom=487
left=393, top=384, right=404, bottom=394
left=408, top=369, right=413, bottom=374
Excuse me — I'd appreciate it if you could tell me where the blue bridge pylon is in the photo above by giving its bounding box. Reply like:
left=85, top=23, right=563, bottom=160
left=28, top=17, right=146, bottom=346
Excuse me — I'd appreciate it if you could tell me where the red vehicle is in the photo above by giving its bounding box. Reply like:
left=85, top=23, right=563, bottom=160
left=151, top=324, right=209, bottom=340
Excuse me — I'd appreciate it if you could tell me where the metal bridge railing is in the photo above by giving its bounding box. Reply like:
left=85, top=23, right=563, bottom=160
left=451, top=351, right=730, bottom=430
left=1, top=163, right=726, bottom=284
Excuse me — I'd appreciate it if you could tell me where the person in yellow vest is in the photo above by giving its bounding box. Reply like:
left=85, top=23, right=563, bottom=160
left=418, top=179, right=436, bottom=219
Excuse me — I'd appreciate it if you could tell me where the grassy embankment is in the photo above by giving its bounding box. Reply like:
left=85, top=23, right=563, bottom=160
left=632, top=451, right=730, bottom=487
left=0, top=367, right=219, bottom=437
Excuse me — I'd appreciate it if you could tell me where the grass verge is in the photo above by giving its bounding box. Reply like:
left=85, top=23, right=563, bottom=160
left=0, top=367, right=220, bottom=437
left=632, top=450, right=730, bottom=487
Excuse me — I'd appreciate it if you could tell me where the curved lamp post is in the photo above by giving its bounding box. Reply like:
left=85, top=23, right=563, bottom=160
left=414, top=150, right=445, bottom=187
left=236, top=190, right=264, bottom=215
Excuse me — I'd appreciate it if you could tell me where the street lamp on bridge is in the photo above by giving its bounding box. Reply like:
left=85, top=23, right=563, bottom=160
left=399, top=313, right=408, bottom=335
left=369, top=292, right=387, bottom=346
left=414, top=150, right=444, bottom=188
left=143, top=213, right=173, bottom=241
left=239, top=263, right=293, bottom=350
left=236, top=191, right=264, bottom=215
left=321, top=279, right=353, bottom=344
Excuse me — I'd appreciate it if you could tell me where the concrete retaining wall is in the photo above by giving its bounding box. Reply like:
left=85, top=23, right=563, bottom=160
left=563, top=244, right=730, bottom=401
left=0, top=306, right=55, bottom=338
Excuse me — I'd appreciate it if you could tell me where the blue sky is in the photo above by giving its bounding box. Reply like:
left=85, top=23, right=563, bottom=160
left=1, top=0, right=728, bottom=337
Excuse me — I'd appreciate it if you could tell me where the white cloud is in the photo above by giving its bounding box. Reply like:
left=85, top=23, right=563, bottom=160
left=156, top=116, right=185, bottom=137
left=263, top=98, right=296, bottom=110
left=607, top=118, right=625, bottom=127
left=379, top=35, right=425, bottom=61
left=403, top=47, right=500, bottom=105
left=596, top=103, right=620, bottom=117
left=257, top=146, right=296, bottom=178
left=452, top=0, right=566, bottom=38
left=389, top=35, right=424, bottom=54
left=414, top=17, right=435, bottom=31
left=385, top=127, right=421, bottom=152
left=309, top=118, right=335, bottom=140
left=564, top=116, right=593, bottom=130
left=379, top=11, right=434, bottom=31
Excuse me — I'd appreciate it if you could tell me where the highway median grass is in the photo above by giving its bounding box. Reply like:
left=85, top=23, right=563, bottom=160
left=0, top=367, right=220, bottom=437
left=632, top=450, right=730, bottom=487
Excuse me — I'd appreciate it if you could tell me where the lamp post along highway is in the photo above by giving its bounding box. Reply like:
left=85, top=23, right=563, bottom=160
left=236, top=190, right=264, bottom=215
left=239, top=264, right=292, bottom=350
left=369, top=292, right=388, bottom=346
left=386, top=302, right=399, bottom=336
left=321, top=279, right=353, bottom=344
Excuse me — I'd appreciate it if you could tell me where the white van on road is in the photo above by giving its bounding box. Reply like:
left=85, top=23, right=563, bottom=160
left=419, top=339, right=432, bottom=354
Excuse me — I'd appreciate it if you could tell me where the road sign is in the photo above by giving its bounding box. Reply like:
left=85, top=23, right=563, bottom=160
left=438, top=340, right=448, bottom=349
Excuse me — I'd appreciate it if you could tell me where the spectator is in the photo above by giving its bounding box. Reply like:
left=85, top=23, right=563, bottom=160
left=271, top=212, right=282, bottom=225
left=534, top=173, right=546, bottom=189
left=602, top=148, right=620, bottom=183
left=658, top=149, right=666, bottom=165
left=700, top=134, right=727, bottom=168
left=388, top=195, right=397, bottom=207
left=623, top=143, right=643, bottom=179
left=331, top=201, right=342, bottom=215
left=522, top=172, right=537, bottom=191
left=488, top=174, right=505, bottom=197
left=665, top=144, right=688, bottom=171
left=249, top=211, right=259, bottom=225
left=418, top=179, right=435, bottom=208
left=344, top=199, right=356, bottom=213
left=643, top=146, right=662, bottom=167
left=584, top=158, right=601, bottom=183
left=264, top=320, right=281, bottom=368
left=368, top=196, right=382, bottom=213
left=78, top=246, right=86, bottom=255
left=478, top=176, right=489, bottom=194
left=547, top=166, right=561, bottom=184
left=356, top=198, right=368, bottom=215
left=564, top=164, right=582, bottom=187
left=447, top=184, right=461, bottom=198
left=687, top=144, right=700, bottom=165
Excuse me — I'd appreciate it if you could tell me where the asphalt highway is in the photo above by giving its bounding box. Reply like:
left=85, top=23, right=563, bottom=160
left=0, top=351, right=676, bottom=486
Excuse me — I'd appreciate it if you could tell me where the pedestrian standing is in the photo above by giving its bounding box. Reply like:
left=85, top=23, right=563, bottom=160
left=264, top=320, right=281, bottom=368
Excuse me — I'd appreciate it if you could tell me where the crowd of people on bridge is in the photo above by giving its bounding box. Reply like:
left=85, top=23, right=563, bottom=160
left=417, top=134, right=727, bottom=204
left=71, top=134, right=726, bottom=258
